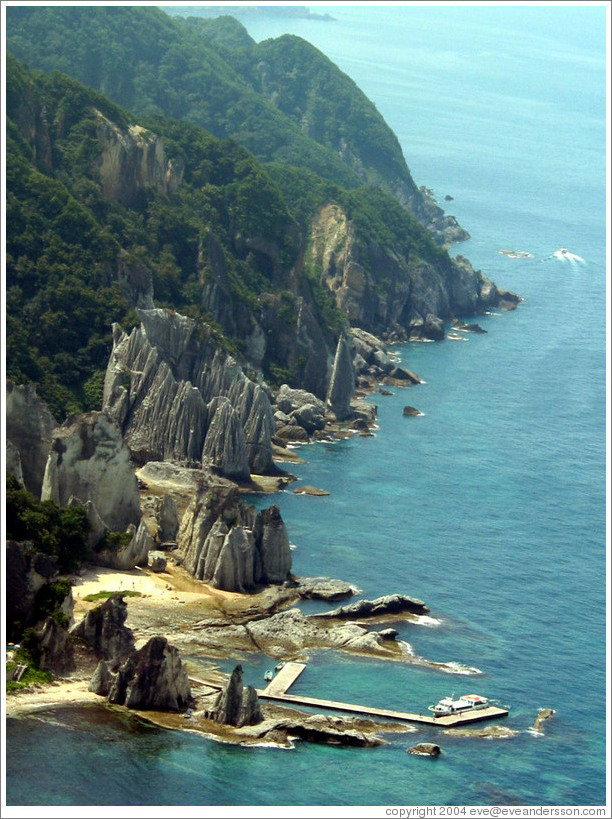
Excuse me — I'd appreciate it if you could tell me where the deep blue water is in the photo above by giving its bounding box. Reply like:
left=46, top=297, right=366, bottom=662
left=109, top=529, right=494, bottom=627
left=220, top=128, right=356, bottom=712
left=5, top=5, right=608, bottom=810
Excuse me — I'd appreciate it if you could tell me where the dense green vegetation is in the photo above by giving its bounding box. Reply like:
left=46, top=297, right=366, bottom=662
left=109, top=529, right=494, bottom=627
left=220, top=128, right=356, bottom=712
left=5, top=5, right=359, bottom=190
left=5, top=5, right=422, bottom=204
left=6, top=55, right=323, bottom=414
left=6, top=473, right=90, bottom=572
left=6, top=11, right=456, bottom=417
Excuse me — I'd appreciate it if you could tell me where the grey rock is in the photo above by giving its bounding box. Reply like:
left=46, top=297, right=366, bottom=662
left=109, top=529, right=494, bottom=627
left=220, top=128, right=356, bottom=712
left=157, top=494, right=179, bottom=544
left=34, top=617, right=75, bottom=675
left=6, top=439, right=24, bottom=486
left=276, top=715, right=383, bottom=747
left=107, top=636, right=192, bottom=711
left=150, top=554, right=168, bottom=573
left=403, top=406, right=421, bottom=417
left=296, top=578, right=356, bottom=602
left=275, top=384, right=326, bottom=416
left=253, top=505, right=292, bottom=584
left=312, top=593, right=429, bottom=620
left=70, top=593, right=136, bottom=663
left=289, top=403, right=326, bottom=434
left=229, top=379, right=276, bottom=474
left=96, top=112, right=184, bottom=206
left=67, top=496, right=107, bottom=551
left=207, top=664, right=263, bottom=727
left=177, top=481, right=290, bottom=591
left=41, top=412, right=141, bottom=532
left=95, top=519, right=152, bottom=571
left=202, top=397, right=250, bottom=481
left=407, top=743, right=441, bottom=756
left=378, top=628, right=399, bottom=641
left=275, top=424, right=309, bottom=443
left=6, top=380, right=58, bottom=498
left=103, top=309, right=275, bottom=475
left=89, top=659, right=115, bottom=697
left=327, top=333, right=355, bottom=421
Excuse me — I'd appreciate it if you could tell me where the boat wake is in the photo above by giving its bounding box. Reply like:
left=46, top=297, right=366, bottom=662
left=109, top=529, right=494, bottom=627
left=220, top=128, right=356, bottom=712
left=553, top=247, right=585, bottom=263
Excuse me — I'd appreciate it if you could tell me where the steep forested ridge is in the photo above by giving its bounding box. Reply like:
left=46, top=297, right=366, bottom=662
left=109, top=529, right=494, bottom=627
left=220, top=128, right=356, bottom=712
left=5, top=6, right=447, bottom=228
left=5, top=8, right=509, bottom=421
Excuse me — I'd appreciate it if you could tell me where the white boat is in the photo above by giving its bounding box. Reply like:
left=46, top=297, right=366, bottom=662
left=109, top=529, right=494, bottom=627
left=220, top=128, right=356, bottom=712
left=428, top=693, right=490, bottom=716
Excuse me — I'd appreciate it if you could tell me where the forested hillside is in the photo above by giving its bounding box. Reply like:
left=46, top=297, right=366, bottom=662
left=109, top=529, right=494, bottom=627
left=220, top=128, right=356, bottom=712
left=5, top=5, right=465, bottom=243
left=5, top=9, right=513, bottom=422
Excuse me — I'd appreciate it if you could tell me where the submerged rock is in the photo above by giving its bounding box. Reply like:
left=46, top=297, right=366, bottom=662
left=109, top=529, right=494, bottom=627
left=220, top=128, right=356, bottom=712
left=533, top=708, right=555, bottom=733
left=407, top=742, right=441, bottom=756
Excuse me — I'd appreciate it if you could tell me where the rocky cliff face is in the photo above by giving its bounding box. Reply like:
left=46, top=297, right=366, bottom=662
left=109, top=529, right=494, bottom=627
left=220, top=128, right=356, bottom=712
left=6, top=381, right=58, bottom=498
left=307, top=204, right=518, bottom=341
left=177, top=481, right=292, bottom=592
left=32, top=616, right=76, bottom=676
left=41, top=411, right=141, bottom=532
left=5, top=541, right=66, bottom=641
left=95, top=112, right=184, bottom=205
left=103, top=308, right=277, bottom=479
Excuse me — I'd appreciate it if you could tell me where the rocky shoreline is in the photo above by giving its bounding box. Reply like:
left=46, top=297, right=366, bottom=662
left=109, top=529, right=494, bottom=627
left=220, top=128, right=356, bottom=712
left=6, top=319, right=514, bottom=750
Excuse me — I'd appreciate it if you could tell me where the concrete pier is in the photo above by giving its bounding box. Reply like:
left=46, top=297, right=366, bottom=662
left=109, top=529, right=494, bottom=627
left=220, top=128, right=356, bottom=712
left=258, top=662, right=509, bottom=727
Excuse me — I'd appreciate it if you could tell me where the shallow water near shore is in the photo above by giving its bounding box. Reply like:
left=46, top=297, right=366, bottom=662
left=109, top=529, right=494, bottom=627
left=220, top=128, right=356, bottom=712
left=4, top=5, right=607, bottom=808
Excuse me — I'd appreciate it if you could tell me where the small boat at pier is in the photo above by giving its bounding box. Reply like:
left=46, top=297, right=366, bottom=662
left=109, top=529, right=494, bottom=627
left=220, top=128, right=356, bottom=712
left=428, top=694, right=491, bottom=717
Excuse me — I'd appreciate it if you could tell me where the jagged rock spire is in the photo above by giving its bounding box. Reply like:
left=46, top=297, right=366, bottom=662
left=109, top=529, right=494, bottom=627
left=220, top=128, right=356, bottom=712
left=326, top=332, right=355, bottom=421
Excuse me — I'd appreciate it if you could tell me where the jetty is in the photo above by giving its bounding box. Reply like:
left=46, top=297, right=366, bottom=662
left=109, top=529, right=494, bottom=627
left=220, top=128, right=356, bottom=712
left=258, top=662, right=509, bottom=727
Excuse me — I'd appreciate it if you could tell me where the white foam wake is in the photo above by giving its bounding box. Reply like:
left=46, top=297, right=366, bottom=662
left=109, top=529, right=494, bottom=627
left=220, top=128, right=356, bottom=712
left=553, top=248, right=585, bottom=262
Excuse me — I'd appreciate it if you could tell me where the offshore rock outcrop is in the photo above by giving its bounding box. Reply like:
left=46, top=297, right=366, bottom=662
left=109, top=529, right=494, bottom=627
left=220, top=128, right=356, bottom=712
left=177, top=482, right=291, bottom=592
left=91, top=636, right=192, bottom=712
left=41, top=412, right=141, bottom=532
left=206, top=664, right=263, bottom=727
left=311, top=594, right=429, bottom=620
left=103, top=308, right=276, bottom=478
left=6, top=381, right=58, bottom=498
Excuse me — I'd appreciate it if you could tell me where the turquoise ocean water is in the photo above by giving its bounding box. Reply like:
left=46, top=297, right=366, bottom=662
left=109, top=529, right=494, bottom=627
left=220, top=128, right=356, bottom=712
left=5, top=5, right=608, bottom=809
